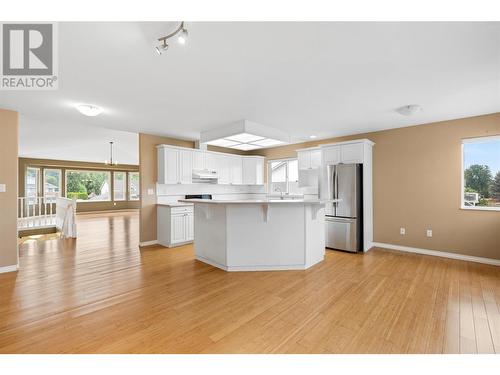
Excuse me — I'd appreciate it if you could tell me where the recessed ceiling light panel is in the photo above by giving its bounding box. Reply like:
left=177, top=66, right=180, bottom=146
left=206, top=139, right=241, bottom=148
left=250, top=138, right=285, bottom=147
left=226, top=133, right=266, bottom=143
left=230, top=143, right=263, bottom=151
left=76, top=104, right=103, bottom=117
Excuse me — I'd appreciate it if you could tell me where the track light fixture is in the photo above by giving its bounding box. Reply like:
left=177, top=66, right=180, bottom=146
left=155, top=22, right=188, bottom=55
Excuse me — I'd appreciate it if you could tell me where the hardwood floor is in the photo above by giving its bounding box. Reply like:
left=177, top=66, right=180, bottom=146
left=1, top=211, right=499, bottom=354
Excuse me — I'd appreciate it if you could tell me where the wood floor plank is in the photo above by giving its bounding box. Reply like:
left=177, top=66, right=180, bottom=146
left=0, top=211, right=499, bottom=353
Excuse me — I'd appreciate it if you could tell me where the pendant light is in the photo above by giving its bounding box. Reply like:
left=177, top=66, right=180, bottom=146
left=105, top=141, right=118, bottom=166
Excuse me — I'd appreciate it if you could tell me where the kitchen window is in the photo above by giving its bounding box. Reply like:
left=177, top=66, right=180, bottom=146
left=113, top=171, right=127, bottom=201
left=66, top=170, right=111, bottom=202
left=462, top=135, right=500, bottom=211
left=43, top=168, right=62, bottom=203
left=268, top=159, right=300, bottom=195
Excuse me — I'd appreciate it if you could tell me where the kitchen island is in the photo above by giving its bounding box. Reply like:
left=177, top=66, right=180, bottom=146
left=178, top=199, right=337, bottom=271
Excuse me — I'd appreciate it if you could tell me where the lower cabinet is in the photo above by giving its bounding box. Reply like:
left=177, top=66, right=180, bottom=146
left=157, top=205, right=194, bottom=247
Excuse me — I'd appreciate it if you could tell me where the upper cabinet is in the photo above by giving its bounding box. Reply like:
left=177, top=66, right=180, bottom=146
left=322, top=140, right=371, bottom=165
left=157, top=145, right=264, bottom=185
left=242, top=156, right=264, bottom=185
left=298, top=148, right=321, bottom=170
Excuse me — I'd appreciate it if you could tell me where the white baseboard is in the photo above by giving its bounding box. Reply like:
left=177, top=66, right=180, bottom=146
left=139, top=240, right=158, bottom=247
left=372, top=242, right=500, bottom=266
left=195, top=255, right=322, bottom=272
left=0, top=264, right=19, bottom=274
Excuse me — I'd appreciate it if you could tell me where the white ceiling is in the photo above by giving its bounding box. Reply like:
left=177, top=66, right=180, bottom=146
left=18, top=116, right=139, bottom=164
left=1, top=22, right=499, bottom=161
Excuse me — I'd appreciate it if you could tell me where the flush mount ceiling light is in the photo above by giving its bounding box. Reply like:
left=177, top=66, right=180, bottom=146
left=155, top=22, right=188, bottom=55
left=309, top=135, right=317, bottom=139
left=76, top=104, right=103, bottom=117
left=396, top=104, right=422, bottom=116
left=201, top=120, right=289, bottom=151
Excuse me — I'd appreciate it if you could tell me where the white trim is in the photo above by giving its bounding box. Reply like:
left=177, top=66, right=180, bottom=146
left=460, top=206, right=500, bottom=212
left=195, top=255, right=321, bottom=272
left=139, top=240, right=158, bottom=247
left=0, top=264, right=19, bottom=274
left=462, top=134, right=500, bottom=144
left=372, top=242, right=500, bottom=266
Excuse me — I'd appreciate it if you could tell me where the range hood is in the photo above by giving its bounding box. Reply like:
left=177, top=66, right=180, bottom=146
left=192, top=169, right=218, bottom=183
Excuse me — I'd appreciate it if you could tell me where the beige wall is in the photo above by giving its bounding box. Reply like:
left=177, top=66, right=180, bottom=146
left=0, top=109, right=19, bottom=269
left=18, top=158, right=140, bottom=213
left=250, top=113, right=500, bottom=260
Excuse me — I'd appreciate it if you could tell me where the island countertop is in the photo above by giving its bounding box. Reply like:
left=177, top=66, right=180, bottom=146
left=178, top=198, right=341, bottom=204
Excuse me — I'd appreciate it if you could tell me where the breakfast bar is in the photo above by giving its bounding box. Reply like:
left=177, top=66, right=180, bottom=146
left=178, top=199, right=338, bottom=271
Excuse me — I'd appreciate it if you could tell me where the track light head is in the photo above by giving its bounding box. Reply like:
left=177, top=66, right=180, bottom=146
left=156, top=22, right=187, bottom=55
left=155, top=41, right=169, bottom=55
left=177, top=28, right=188, bottom=45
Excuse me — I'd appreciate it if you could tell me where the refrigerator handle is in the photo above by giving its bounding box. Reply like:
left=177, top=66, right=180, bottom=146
left=334, top=166, right=339, bottom=200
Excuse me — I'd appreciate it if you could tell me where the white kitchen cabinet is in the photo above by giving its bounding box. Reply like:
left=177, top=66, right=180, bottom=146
left=157, top=145, right=264, bottom=186
left=216, top=153, right=231, bottom=184
left=229, top=155, right=243, bottom=184
left=310, top=149, right=322, bottom=168
left=179, top=149, right=193, bottom=184
left=158, top=205, right=194, bottom=247
left=322, top=145, right=341, bottom=165
left=192, top=150, right=206, bottom=170
left=340, top=143, right=364, bottom=163
left=242, top=156, right=264, bottom=185
left=158, top=146, right=179, bottom=184
left=205, top=152, right=218, bottom=172
left=298, top=148, right=321, bottom=170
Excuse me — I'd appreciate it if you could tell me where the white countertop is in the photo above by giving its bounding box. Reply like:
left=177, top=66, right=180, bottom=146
left=178, top=198, right=341, bottom=204
left=157, top=202, right=194, bottom=207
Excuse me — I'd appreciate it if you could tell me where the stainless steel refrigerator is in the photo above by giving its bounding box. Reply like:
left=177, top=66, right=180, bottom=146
left=325, top=164, right=363, bottom=252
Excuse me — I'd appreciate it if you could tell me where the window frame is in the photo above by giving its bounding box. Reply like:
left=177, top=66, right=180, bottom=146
left=65, top=169, right=112, bottom=203
left=267, top=158, right=299, bottom=196
left=25, top=166, right=40, bottom=205
left=113, top=171, right=127, bottom=202
left=461, top=135, right=500, bottom=212
left=43, top=168, right=62, bottom=203
left=128, top=171, right=140, bottom=201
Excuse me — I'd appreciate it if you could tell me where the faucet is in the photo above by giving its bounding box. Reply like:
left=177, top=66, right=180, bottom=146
left=274, top=187, right=285, bottom=200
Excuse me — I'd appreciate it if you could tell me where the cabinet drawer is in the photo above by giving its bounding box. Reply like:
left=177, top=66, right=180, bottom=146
left=171, top=206, right=194, bottom=215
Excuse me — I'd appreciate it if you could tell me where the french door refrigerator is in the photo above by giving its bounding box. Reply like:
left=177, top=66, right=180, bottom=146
left=325, top=164, right=363, bottom=252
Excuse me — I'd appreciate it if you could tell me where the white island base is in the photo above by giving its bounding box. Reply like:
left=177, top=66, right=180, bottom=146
left=178, top=199, right=327, bottom=272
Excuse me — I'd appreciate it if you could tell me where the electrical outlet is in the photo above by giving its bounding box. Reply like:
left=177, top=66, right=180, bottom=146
left=0, top=184, right=5, bottom=193
left=426, top=229, right=433, bottom=238
left=147, top=188, right=154, bottom=195
left=400, top=227, right=406, bottom=235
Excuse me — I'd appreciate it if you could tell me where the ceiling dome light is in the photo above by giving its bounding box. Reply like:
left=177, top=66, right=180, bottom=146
left=309, top=135, right=317, bottom=139
left=396, top=104, right=422, bottom=116
left=76, top=104, right=103, bottom=117
left=177, top=28, right=188, bottom=45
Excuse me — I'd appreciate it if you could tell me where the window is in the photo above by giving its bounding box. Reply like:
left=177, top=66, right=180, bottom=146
left=66, top=170, right=111, bottom=202
left=129, top=172, right=140, bottom=200
left=268, top=159, right=300, bottom=195
left=43, top=169, right=62, bottom=203
left=462, top=136, right=500, bottom=211
left=25, top=167, right=40, bottom=205
left=113, top=172, right=126, bottom=201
